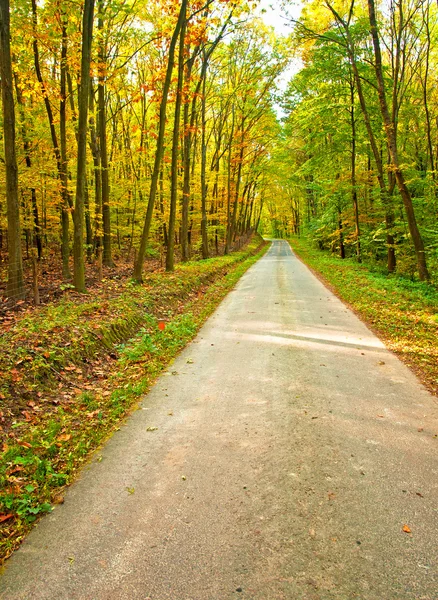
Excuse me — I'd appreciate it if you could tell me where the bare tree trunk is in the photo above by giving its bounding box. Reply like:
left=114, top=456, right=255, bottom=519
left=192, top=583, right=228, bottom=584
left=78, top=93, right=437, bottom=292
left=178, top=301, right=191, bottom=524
left=0, top=0, right=25, bottom=299
left=73, top=0, right=95, bottom=292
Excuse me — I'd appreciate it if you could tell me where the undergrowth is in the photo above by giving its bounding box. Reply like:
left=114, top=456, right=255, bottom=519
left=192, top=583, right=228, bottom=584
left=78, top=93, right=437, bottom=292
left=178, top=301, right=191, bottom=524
left=289, top=236, right=438, bottom=397
left=0, top=236, right=268, bottom=562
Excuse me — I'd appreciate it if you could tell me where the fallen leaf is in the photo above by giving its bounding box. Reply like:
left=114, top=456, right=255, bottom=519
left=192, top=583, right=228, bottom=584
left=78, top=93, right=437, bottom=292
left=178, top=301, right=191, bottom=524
left=17, top=440, right=32, bottom=449
left=402, top=525, right=412, bottom=533
left=146, top=426, right=158, bottom=432
left=0, top=514, right=13, bottom=523
left=57, top=433, right=71, bottom=442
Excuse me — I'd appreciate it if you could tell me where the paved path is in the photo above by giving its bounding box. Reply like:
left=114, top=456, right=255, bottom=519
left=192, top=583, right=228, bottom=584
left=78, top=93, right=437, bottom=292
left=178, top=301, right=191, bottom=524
left=1, top=240, right=437, bottom=600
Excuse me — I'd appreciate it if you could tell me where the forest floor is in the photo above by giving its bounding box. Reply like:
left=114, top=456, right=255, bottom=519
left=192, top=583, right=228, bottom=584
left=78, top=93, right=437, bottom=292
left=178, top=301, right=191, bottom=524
left=1, top=239, right=437, bottom=599
left=0, top=235, right=268, bottom=563
left=289, top=237, right=438, bottom=399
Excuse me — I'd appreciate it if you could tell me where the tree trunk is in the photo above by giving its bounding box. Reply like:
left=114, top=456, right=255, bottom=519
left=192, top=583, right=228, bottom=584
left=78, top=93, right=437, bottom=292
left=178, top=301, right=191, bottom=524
left=98, top=0, right=112, bottom=267
left=326, top=1, right=396, bottom=272
left=133, top=0, right=188, bottom=282
left=32, top=0, right=73, bottom=278
left=368, top=0, right=429, bottom=281
left=166, top=11, right=186, bottom=271
left=350, top=81, right=361, bottom=262
left=181, top=79, right=191, bottom=262
left=200, top=67, right=209, bottom=259
left=60, top=15, right=71, bottom=278
left=0, top=0, right=25, bottom=299
left=89, top=80, right=102, bottom=252
left=181, top=47, right=201, bottom=262
left=338, top=210, right=345, bottom=259
left=14, top=71, right=42, bottom=260
left=73, top=0, right=95, bottom=292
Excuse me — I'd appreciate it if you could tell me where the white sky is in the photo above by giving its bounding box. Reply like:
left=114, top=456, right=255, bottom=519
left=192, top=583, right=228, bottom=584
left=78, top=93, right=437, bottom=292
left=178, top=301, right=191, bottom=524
left=256, top=1, right=304, bottom=114
left=256, top=0, right=303, bottom=35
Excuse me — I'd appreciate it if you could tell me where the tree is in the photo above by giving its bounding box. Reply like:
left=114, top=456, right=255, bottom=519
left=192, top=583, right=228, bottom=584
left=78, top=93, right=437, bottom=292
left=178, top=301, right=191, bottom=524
left=0, top=0, right=25, bottom=299
left=133, top=0, right=188, bottom=282
left=73, top=0, right=95, bottom=292
left=367, top=0, right=430, bottom=281
left=165, top=6, right=186, bottom=271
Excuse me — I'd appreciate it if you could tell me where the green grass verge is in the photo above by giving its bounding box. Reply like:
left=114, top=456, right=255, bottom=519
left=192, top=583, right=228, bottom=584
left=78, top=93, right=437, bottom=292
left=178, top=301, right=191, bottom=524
left=289, top=236, right=438, bottom=397
left=0, top=236, right=269, bottom=562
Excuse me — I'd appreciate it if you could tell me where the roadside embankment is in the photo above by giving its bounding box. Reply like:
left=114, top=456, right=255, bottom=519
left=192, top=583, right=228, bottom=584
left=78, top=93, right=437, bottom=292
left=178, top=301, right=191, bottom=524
left=0, top=235, right=268, bottom=562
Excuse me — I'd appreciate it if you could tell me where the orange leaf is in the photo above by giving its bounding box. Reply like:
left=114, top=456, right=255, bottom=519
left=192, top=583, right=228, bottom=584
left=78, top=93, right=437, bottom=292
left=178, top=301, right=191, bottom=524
left=0, top=514, right=13, bottom=523
left=17, top=441, right=32, bottom=449
left=402, top=525, right=412, bottom=533
left=57, top=434, right=71, bottom=442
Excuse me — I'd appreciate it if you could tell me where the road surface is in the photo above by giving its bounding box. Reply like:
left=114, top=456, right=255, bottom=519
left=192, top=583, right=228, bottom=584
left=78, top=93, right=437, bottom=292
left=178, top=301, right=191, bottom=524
left=1, top=240, right=437, bottom=599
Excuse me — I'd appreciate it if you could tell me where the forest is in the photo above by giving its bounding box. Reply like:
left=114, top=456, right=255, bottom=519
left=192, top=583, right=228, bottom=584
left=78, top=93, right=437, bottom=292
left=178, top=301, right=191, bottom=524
left=1, top=0, right=438, bottom=565
left=1, top=0, right=437, bottom=303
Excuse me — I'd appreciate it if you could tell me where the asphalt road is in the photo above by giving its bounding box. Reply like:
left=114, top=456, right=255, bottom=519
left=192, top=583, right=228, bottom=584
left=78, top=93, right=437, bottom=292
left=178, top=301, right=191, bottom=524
left=1, top=239, right=437, bottom=600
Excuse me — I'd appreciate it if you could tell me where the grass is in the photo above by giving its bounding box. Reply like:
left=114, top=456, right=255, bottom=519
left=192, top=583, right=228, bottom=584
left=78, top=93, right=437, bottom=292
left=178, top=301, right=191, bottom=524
left=289, top=236, right=438, bottom=397
left=0, top=235, right=269, bottom=562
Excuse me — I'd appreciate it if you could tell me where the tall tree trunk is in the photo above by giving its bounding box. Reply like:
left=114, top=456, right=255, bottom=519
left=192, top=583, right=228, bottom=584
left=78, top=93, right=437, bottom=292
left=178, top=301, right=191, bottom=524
left=224, top=116, right=235, bottom=255
left=73, top=0, right=95, bottom=291
left=32, top=0, right=73, bottom=277
left=326, top=1, right=396, bottom=272
left=181, top=77, right=191, bottom=262
left=98, top=0, right=112, bottom=266
left=230, top=125, right=245, bottom=246
left=200, top=66, right=209, bottom=259
left=181, top=47, right=201, bottom=262
left=60, top=15, right=71, bottom=278
left=0, top=0, right=25, bottom=299
left=420, top=2, right=434, bottom=179
left=166, top=11, right=186, bottom=271
left=368, top=0, right=429, bottom=281
left=13, top=71, right=42, bottom=260
left=350, top=81, right=361, bottom=262
left=89, top=80, right=102, bottom=252
left=133, top=0, right=188, bottom=282
left=338, top=209, right=345, bottom=259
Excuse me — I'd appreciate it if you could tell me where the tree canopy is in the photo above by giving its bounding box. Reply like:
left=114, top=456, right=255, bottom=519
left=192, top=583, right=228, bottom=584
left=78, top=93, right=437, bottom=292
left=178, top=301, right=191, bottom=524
left=1, top=0, right=437, bottom=300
